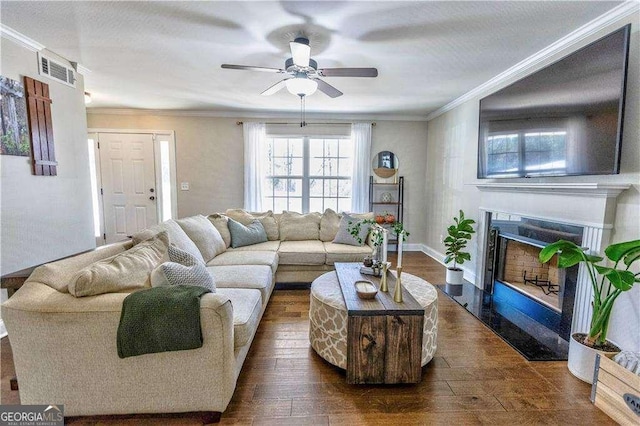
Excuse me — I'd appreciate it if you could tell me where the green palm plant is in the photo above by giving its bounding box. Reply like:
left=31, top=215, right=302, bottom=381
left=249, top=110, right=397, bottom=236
left=443, top=210, right=476, bottom=271
left=539, top=239, right=640, bottom=348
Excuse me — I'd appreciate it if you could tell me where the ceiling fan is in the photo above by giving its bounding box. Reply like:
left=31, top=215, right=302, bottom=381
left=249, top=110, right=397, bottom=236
left=221, top=37, right=378, bottom=98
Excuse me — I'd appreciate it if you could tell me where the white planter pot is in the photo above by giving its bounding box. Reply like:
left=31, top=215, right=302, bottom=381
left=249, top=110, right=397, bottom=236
left=445, top=268, right=464, bottom=285
left=568, top=333, right=619, bottom=383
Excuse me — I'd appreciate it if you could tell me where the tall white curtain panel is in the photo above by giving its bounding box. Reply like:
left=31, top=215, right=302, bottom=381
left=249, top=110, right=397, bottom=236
left=243, top=122, right=266, bottom=211
left=350, top=122, right=372, bottom=213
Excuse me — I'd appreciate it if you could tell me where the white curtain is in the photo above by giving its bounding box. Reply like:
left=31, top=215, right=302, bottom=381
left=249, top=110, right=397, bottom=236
left=243, top=122, right=266, bottom=211
left=350, top=122, right=372, bottom=212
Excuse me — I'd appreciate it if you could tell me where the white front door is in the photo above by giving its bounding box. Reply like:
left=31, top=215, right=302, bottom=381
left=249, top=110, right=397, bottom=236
left=98, top=133, right=157, bottom=243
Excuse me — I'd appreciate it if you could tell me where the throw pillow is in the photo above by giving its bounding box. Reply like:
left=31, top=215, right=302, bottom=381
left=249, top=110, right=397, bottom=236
left=207, top=214, right=232, bottom=248
left=132, top=219, right=205, bottom=264
left=225, top=209, right=279, bottom=241
left=320, top=208, right=342, bottom=242
left=176, top=215, right=226, bottom=262
left=150, top=245, right=216, bottom=292
left=333, top=214, right=370, bottom=246
left=227, top=218, right=268, bottom=248
left=69, top=231, right=169, bottom=297
left=279, top=211, right=321, bottom=241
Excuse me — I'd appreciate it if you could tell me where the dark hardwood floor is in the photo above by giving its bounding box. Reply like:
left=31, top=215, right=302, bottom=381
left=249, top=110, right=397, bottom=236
left=0, top=252, right=614, bottom=424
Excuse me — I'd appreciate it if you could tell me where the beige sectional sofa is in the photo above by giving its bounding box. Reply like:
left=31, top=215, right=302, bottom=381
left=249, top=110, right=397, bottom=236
left=1, top=209, right=374, bottom=419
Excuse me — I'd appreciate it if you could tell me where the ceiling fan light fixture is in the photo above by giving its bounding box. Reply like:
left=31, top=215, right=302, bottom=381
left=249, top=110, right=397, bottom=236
left=290, top=37, right=311, bottom=67
left=286, top=76, right=317, bottom=96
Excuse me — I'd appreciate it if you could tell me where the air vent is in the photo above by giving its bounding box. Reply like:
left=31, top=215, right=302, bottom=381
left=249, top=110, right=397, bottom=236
left=37, top=53, right=76, bottom=88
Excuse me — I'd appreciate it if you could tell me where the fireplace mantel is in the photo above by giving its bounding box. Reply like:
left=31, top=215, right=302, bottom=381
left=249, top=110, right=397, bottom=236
left=475, top=182, right=631, bottom=198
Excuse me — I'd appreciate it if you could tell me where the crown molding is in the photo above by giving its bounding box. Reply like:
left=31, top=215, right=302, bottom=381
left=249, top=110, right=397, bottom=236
left=0, top=24, right=44, bottom=52
left=426, top=1, right=640, bottom=122
left=86, top=108, right=429, bottom=121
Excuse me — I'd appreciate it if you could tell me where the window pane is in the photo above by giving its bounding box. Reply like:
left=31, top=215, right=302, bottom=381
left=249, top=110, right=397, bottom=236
left=324, top=179, right=338, bottom=197
left=338, top=158, right=352, bottom=176
left=289, top=197, right=302, bottom=213
left=272, top=157, right=289, bottom=176
left=289, top=139, right=303, bottom=157
left=339, top=138, right=353, bottom=155
left=325, top=139, right=338, bottom=157
left=310, top=139, right=324, bottom=158
left=337, top=198, right=352, bottom=213
left=273, top=198, right=288, bottom=213
left=263, top=197, right=274, bottom=212
left=309, top=197, right=323, bottom=213
left=324, top=198, right=337, bottom=212
left=288, top=179, right=302, bottom=196
left=324, top=158, right=338, bottom=176
left=338, top=179, right=351, bottom=197
left=310, top=158, right=325, bottom=176
left=310, top=178, right=323, bottom=197
left=273, top=138, right=288, bottom=157
left=273, top=179, right=287, bottom=196
left=290, top=158, right=303, bottom=176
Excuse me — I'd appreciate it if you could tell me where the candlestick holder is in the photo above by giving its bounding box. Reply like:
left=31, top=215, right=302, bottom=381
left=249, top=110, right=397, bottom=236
left=380, top=263, right=388, bottom=292
left=393, top=267, right=403, bottom=303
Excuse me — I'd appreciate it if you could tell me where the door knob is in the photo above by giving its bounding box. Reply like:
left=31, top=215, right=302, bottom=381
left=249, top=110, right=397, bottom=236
left=150, top=188, right=154, bottom=193
left=149, top=196, right=155, bottom=201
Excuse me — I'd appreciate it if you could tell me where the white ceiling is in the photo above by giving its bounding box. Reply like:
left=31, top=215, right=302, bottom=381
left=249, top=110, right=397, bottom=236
left=0, top=1, right=624, bottom=117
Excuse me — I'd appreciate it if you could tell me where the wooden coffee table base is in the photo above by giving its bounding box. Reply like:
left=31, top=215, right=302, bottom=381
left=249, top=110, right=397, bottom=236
left=335, top=263, right=425, bottom=384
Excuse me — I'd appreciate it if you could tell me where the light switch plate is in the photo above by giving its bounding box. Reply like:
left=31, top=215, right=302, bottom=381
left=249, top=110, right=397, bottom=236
left=181, top=182, right=190, bottom=191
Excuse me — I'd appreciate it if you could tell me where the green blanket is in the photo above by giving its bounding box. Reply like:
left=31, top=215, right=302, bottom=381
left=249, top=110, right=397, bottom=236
left=117, top=285, right=211, bottom=358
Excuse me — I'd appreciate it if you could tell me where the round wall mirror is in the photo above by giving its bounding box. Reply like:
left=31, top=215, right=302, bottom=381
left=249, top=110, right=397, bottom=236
left=372, top=151, right=399, bottom=179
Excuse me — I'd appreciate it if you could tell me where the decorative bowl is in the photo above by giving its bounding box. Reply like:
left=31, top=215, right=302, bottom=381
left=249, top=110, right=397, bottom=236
left=354, top=280, right=378, bottom=299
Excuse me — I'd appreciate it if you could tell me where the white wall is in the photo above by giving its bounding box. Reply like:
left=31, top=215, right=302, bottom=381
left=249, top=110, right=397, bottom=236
left=0, top=38, right=95, bottom=276
left=85, top=113, right=429, bottom=245
left=425, top=16, right=640, bottom=350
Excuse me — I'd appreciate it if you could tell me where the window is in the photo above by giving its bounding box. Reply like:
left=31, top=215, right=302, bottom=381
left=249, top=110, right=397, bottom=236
left=486, top=129, right=567, bottom=177
left=263, top=136, right=352, bottom=213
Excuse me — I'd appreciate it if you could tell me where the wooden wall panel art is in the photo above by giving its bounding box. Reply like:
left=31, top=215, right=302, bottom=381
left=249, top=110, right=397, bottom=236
left=24, top=76, right=57, bottom=176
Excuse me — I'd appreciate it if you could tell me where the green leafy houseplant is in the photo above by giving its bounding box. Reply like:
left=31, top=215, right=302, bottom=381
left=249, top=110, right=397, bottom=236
left=443, top=210, right=476, bottom=271
left=539, top=239, right=640, bottom=349
left=348, top=219, right=409, bottom=251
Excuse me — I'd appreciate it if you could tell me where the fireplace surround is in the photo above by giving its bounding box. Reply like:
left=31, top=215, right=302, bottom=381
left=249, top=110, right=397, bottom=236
left=438, top=183, right=631, bottom=360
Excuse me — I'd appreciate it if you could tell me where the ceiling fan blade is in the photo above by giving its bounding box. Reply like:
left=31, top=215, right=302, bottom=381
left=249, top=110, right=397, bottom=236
left=314, top=78, right=343, bottom=98
left=290, top=38, right=310, bottom=67
left=221, top=64, right=284, bottom=73
left=261, top=79, right=289, bottom=96
left=317, top=68, right=378, bottom=77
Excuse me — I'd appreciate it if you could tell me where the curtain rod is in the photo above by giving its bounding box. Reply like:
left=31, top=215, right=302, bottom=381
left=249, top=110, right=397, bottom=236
left=236, top=121, right=375, bottom=126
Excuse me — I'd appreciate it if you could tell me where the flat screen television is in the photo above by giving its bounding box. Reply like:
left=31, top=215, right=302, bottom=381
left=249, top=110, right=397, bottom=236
left=477, top=25, right=631, bottom=179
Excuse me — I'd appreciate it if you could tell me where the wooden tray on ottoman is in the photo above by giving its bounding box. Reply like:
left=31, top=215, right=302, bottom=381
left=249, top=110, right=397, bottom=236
left=335, top=262, right=424, bottom=384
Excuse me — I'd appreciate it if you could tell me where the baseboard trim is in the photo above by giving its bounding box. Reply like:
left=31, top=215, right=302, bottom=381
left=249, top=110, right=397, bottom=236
left=0, top=319, right=7, bottom=339
left=421, top=244, right=477, bottom=285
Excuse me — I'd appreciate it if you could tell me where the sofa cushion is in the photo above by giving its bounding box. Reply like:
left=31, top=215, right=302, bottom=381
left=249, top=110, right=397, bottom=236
left=228, top=218, right=268, bottom=248
left=206, top=251, right=279, bottom=275
left=151, top=246, right=216, bottom=292
left=207, top=214, right=231, bottom=248
left=216, top=288, right=262, bottom=348
left=324, top=242, right=374, bottom=265
left=226, top=209, right=279, bottom=241
left=132, top=219, right=204, bottom=263
left=278, top=241, right=326, bottom=265
left=206, top=265, right=273, bottom=304
left=320, top=208, right=342, bottom=242
left=69, top=232, right=169, bottom=297
left=26, top=240, right=133, bottom=293
left=279, top=211, right=321, bottom=241
left=176, top=215, right=226, bottom=262
left=228, top=241, right=280, bottom=252
left=333, top=214, right=371, bottom=246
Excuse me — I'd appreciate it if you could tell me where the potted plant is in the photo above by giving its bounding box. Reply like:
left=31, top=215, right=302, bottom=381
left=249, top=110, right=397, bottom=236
left=539, top=239, right=640, bottom=383
left=443, top=210, right=476, bottom=285
left=348, top=219, right=409, bottom=262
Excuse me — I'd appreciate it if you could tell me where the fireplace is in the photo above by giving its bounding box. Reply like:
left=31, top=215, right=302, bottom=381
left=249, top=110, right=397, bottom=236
left=483, top=215, right=582, bottom=341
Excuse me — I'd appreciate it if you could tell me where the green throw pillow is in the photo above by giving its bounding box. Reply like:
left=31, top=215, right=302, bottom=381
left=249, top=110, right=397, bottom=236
left=228, top=218, right=268, bottom=248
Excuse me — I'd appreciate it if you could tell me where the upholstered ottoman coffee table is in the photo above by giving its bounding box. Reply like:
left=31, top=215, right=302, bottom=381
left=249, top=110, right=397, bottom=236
left=309, top=266, right=438, bottom=383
